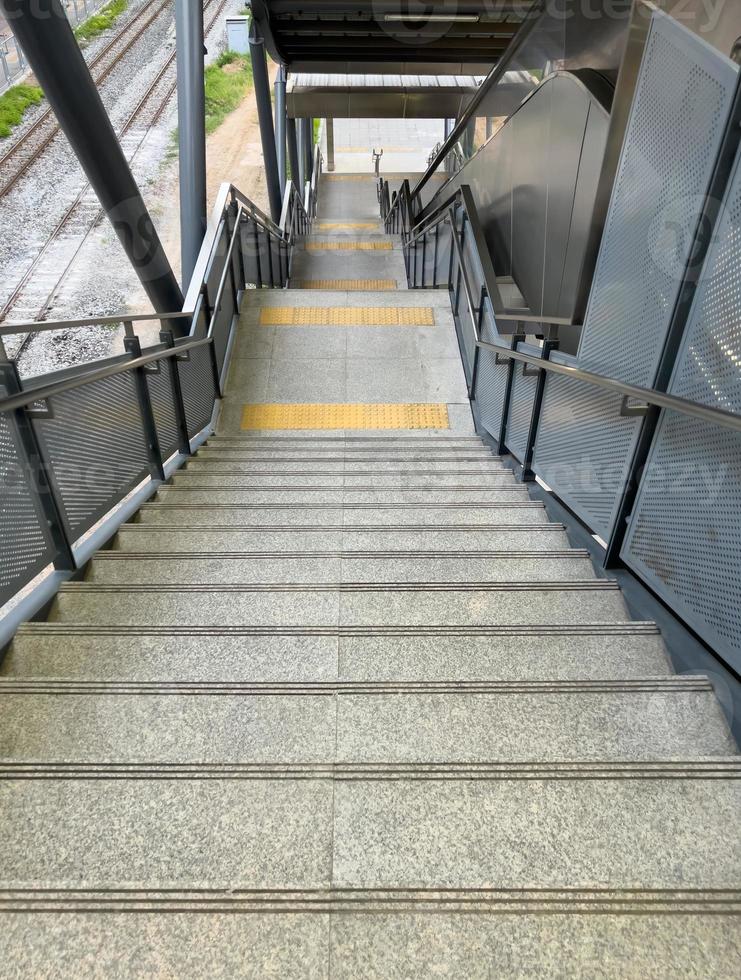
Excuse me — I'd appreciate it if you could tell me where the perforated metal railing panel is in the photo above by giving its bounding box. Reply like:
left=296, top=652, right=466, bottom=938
left=577, top=11, right=737, bottom=386
left=473, top=316, right=508, bottom=443
left=505, top=351, right=539, bottom=463
left=533, top=365, right=638, bottom=541
left=623, top=145, right=741, bottom=671
left=177, top=344, right=218, bottom=441
left=529, top=11, right=738, bottom=542
left=32, top=373, right=150, bottom=540
left=0, top=413, right=52, bottom=608
left=146, top=359, right=181, bottom=463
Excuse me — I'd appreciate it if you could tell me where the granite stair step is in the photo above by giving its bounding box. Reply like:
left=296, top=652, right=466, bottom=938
left=0, top=762, right=738, bottom=892
left=0, top=678, right=732, bottom=763
left=3, top=623, right=671, bottom=682
left=194, top=447, right=497, bottom=461
left=172, top=470, right=520, bottom=488
left=49, top=582, right=630, bottom=628
left=183, top=459, right=509, bottom=474
left=133, top=503, right=549, bottom=527
left=0, top=889, right=737, bottom=978
left=154, top=488, right=532, bottom=506
left=112, top=525, right=574, bottom=553
left=85, top=552, right=597, bottom=585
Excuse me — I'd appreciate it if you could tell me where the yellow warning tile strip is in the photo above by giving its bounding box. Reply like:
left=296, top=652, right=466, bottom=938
left=315, top=222, right=379, bottom=230
left=297, top=279, right=397, bottom=290
left=241, top=403, right=450, bottom=430
left=306, top=241, right=392, bottom=251
left=259, top=307, right=434, bottom=326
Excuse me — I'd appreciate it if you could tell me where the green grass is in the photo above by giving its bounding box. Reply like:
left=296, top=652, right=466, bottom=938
left=313, top=118, right=320, bottom=144
left=74, top=0, right=128, bottom=43
left=204, top=51, right=253, bottom=135
left=0, top=83, right=44, bottom=138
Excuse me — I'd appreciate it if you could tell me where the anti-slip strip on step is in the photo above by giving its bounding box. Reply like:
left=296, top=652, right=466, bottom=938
left=16, top=623, right=662, bottom=636
left=305, top=241, right=392, bottom=251
left=240, top=403, right=449, bottom=430
left=58, top=581, right=619, bottom=594
left=161, top=487, right=527, bottom=495
left=258, top=307, right=435, bottom=326
left=0, top=887, right=736, bottom=914
left=95, top=550, right=592, bottom=560
left=1, top=761, right=738, bottom=780
left=0, top=679, right=710, bottom=695
left=140, top=503, right=544, bottom=511
left=296, top=280, right=398, bottom=290
left=18, top=621, right=661, bottom=639
left=118, top=523, right=569, bottom=532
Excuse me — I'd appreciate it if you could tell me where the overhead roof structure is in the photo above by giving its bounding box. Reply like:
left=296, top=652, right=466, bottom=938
left=249, top=0, right=534, bottom=73
left=286, top=72, right=487, bottom=117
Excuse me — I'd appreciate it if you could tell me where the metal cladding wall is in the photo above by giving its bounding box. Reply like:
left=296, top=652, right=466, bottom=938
left=531, top=10, right=739, bottom=541
left=623, top=144, right=741, bottom=673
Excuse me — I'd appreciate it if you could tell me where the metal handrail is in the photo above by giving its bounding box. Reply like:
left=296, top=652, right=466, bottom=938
left=438, top=197, right=741, bottom=435
left=0, top=311, right=192, bottom=339
left=0, top=336, right=212, bottom=414
left=476, top=338, right=741, bottom=435
left=411, top=0, right=545, bottom=203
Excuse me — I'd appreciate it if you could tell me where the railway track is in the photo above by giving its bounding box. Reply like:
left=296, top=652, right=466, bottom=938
left=0, top=0, right=231, bottom=357
left=0, top=0, right=173, bottom=199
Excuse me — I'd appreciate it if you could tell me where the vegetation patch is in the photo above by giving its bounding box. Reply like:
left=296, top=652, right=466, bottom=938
left=0, top=83, right=44, bottom=138
left=204, top=51, right=253, bottom=135
left=74, top=0, right=128, bottom=43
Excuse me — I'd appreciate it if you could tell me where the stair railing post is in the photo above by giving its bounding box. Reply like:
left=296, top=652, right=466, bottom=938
left=496, top=330, right=526, bottom=455
left=123, top=332, right=166, bottom=482
left=520, top=338, right=558, bottom=483
left=0, top=359, right=76, bottom=572
left=159, top=329, right=192, bottom=456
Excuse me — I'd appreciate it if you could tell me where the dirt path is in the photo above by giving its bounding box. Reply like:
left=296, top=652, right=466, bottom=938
left=152, top=63, right=276, bottom=290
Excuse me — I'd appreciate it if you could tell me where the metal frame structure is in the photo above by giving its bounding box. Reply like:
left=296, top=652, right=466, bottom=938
left=0, top=179, right=313, bottom=648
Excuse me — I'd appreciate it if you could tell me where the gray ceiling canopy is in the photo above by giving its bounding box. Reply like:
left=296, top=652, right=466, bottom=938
left=249, top=0, right=534, bottom=72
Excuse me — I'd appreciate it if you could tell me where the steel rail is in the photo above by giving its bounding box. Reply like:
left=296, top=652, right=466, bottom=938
left=0, top=335, right=212, bottom=414
left=410, top=0, right=544, bottom=203
left=0, top=0, right=173, bottom=198
left=475, top=338, right=741, bottom=435
left=0, top=0, right=230, bottom=343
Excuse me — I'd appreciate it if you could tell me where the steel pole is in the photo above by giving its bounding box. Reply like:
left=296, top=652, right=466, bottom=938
left=175, top=0, right=207, bottom=291
left=303, top=117, right=313, bottom=183
left=0, top=0, right=184, bottom=322
left=286, top=116, right=300, bottom=193
left=274, top=64, right=287, bottom=197
left=326, top=117, right=335, bottom=172
left=296, top=118, right=307, bottom=188
left=248, top=20, right=282, bottom=222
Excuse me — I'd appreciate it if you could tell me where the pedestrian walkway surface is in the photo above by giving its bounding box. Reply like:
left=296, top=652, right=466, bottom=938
left=0, top=172, right=739, bottom=977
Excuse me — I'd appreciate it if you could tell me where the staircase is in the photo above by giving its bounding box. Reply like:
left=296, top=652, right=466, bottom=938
left=0, top=174, right=739, bottom=976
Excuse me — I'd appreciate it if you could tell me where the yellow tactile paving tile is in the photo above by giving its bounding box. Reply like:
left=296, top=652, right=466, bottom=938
left=297, top=279, right=397, bottom=290
left=259, top=307, right=434, bottom=326
left=305, top=241, right=392, bottom=251
left=315, top=222, right=379, bottom=230
left=241, top=403, right=450, bottom=430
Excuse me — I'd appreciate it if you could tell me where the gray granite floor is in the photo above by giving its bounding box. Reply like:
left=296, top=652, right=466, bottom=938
left=2, top=165, right=739, bottom=976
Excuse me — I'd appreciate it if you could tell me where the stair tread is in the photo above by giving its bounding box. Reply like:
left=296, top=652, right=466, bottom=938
left=0, top=679, right=732, bottom=763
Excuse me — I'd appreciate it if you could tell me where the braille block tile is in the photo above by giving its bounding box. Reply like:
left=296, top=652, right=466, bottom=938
left=241, top=403, right=450, bottom=430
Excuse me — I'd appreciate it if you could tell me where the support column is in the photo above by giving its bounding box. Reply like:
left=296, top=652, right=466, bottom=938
left=326, top=117, right=335, bottom=172
left=287, top=116, right=300, bottom=193
left=175, top=0, right=207, bottom=290
left=296, top=117, right=307, bottom=188
left=274, top=64, right=287, bottom=198
left=0, top=0, right=183, bottom=321
left=248, top=19, right=282, bottom=222
left=302, top=117, right=313, bottom=185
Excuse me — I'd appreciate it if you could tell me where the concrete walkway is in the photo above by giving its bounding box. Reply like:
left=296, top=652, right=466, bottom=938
left=0, top=172, right=738, bottom=977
